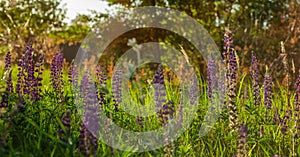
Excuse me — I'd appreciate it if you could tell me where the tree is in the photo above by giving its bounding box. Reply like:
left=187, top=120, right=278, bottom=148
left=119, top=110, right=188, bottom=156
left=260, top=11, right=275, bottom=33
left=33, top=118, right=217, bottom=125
left=0, top=0, right=66, bottom=61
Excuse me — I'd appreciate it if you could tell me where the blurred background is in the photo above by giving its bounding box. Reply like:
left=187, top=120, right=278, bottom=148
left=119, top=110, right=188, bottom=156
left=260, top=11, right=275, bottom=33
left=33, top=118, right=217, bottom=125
left=0, top=0, right=299, bottom=82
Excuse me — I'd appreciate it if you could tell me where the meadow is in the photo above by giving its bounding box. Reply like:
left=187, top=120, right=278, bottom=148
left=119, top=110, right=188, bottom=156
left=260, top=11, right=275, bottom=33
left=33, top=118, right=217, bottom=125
left=0, top=31, right=299, bottom=157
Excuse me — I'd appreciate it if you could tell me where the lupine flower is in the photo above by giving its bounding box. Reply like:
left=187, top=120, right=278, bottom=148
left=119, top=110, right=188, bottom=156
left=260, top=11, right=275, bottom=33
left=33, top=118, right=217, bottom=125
left=153, top=64, right=166, bottom=113
left=79, top=72, right=100, bottom=157
left=157, top=101, right=175, bottom=125
left=16, top=45, right=35, bottom=100
left=189, top=76, right=198, bottom=106
left=218, top=76, right=226, bottom=109
left=112, top=69, right=123, bottom=111
left=96, top=65, right=107, bottom=105
left=32, top=54, right=44, bottom=101
left=0, top=71, right=13, bottom=108
left=79, top=124, right=98, bottom=157
left=237, top=125, right=248, bottom=157
left=263, top=69, right=273, bottom=110
left=207, top=59, right=216, bottom=101
left=136, top=116, right=144, bottom=128
left=6, top=70, right=13, bottom=94
left=273, top=108, right=280, bottom=125
left=58, top=110, right=71, bottom=143
left=4, top=51, right=11, bottom=71
left=68, top=61, right=74, bottom=83
left=250, top=52, right=261, bottom=105
left=50, top=51, right=64, bottom=100
left=223, top=31, right=239, bottom=131
left=281, top=109, right=292, bottom=135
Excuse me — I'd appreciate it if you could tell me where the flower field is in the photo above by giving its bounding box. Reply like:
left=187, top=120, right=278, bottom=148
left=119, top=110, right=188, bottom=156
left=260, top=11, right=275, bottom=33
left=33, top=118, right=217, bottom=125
left=0, top=31, right=299, bottom=157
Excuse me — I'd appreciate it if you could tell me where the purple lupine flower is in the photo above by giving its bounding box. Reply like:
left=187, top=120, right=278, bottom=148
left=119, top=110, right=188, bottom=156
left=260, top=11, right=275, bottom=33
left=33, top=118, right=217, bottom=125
left=273, top=107, right=280, bottom=125
left=6, top=70, right=13, bottom=93
left=0, top=70, right=13, bottom=108
left=112, top=69, right=123, bottom=111
left=32, top=54, right=44, bottom=101
left=263, top=70, right=273, bottom=110
left=96, top=65, right=107, bottom=103
left=237, top=125, right=248, bottom=157
left=50, top=51, right=64, bottom=100
left=4, top=51, right=11, bottom=71
left=207, top=59, right=216, bottom=100
left=250, top=52, right=261, bottom=105
left=16, top=45, right=35, bottom=99
left=157, top=101, right=175, bottom=125
left=281, top=109, right=292, bottom=135
left=189, top=76, right=198, bottom=106
left=79, top=123, right=98, bottom=157
left=223, top=31, right=239, bottom=131
left=218, top=77, right=226, bottom=109
left=68, top=61, right=74, bottom=83
left=136, top=116, right=144, bottom=128
left=153, top=64, right=166, bottom=113
left=58, top=110, right=71, bottom=143
left=79, top=72, right=100, bottom=157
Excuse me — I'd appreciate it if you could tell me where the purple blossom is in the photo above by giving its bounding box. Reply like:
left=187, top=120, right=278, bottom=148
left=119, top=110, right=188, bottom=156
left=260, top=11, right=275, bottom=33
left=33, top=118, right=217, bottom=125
left=153, top=64, right=166, bottom=113
left=136, top=116, right=144, bottom=128
left=112, top=69, right=123, bottom=111
left=4, top=51, right=11, bottom=71
left=50, top=51, right=64, bottom=100
left=189, top=75, right=198, bottom=106
left=6, top=70, right=13, bottom=93
left=68, top=61, right=74, bottom=83
left=157, top=101, right=175, bottom=125
left=207, top=59, right=216, bottom=100
left=16, top=45, right=40, bottom=101
left=250, top=52, right=261, bottom=105
left=223, top=31, right=239, bottom=131
left=58, top=110, right=71, bottom=143
left=32, top=54, right=44, bottom=101
left=263, top=71, right=273, bottom=110
left=79, top=123, right=98, bottom=157
left=237, top=125, right=248, bottom=157
left=0, top=71, right=13, bottom=108
left=79, top=72, right=100, bottom=156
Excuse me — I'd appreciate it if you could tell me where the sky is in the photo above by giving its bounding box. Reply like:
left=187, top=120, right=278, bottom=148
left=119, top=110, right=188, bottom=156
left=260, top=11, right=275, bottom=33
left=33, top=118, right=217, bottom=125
left=60, top=0, right=110, bottom=24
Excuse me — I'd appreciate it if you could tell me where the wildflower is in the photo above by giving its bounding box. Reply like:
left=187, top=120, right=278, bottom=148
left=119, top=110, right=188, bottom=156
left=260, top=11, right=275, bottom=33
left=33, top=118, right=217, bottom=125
left=136, top=116, right=144, bottom=128
left=189, top=76, right=198, bottom=106
left=250, top=52, right=261, bottom=105
left=157, top=101, right=175, bottom=125
left=32, top=54, right=44, bottom=101
left=263, top=68, right=273, bottom=110
left=68, top=61, right=74, bottom=83
left=112, top=69, right=123, bottom=111
left=79, top=72, right=100, bottom=156
left=16, top=45, right=36, bottom=100
left=223, top=31, right=239, bottom=131
left=207, top=59, right=216, bottom=101
left=79, top=123, right=98, bottom=157
left=96, top=65, right=107, bottom=105
left=153, top=64, right=166, bottom=113
left=237, top=125, right=248, bottom=157
left=50, top=51, right=64, bottom=100
left=4, top=51, right=11, bottom=71
left=58, top=110, right=71, bottom=143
